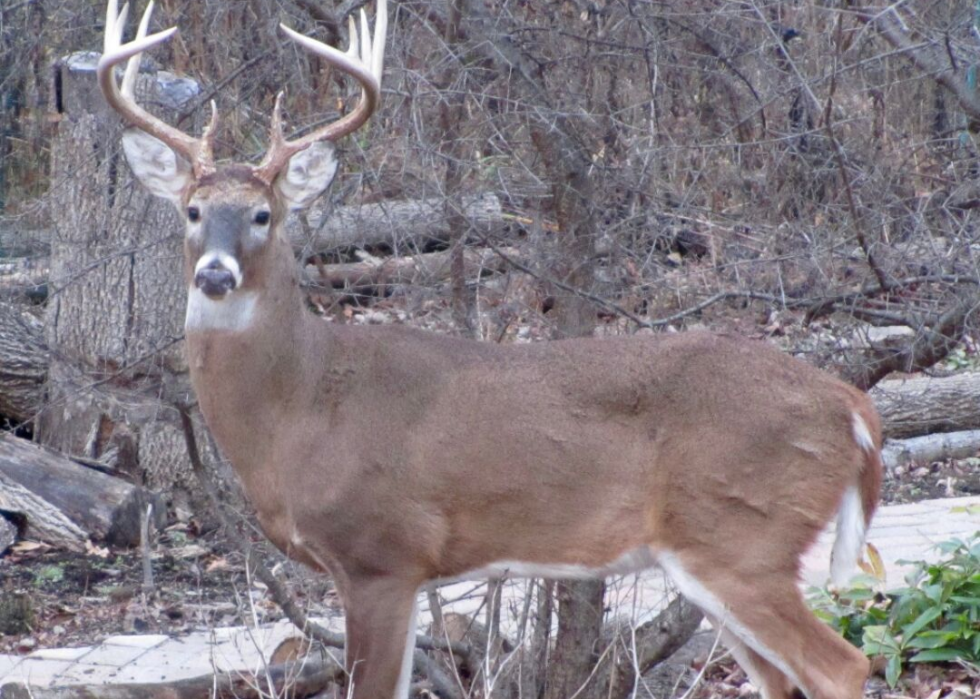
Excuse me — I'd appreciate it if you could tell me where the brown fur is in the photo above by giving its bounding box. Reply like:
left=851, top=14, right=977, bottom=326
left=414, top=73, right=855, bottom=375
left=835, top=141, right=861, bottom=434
left=179, top=179, right=882, bottom=698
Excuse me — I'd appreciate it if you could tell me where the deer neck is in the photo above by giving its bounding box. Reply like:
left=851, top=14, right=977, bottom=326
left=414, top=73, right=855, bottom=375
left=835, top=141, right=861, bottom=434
left=183, top=249, right=317, bottom=474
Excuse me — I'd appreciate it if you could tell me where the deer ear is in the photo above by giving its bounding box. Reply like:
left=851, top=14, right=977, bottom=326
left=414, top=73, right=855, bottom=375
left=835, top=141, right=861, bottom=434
left=276, top=142, right=338, bottom=211
left=121, top=128, right=193, bottom=205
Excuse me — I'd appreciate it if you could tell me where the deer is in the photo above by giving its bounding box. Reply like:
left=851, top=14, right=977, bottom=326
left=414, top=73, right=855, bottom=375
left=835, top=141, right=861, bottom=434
left=97, top=1, right=883, bottom=698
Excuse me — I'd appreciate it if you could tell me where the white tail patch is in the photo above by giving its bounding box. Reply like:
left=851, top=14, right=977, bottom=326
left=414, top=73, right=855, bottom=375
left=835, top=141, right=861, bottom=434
left=830, top=485, right=865, bottom=587
left=185, top=287, right=257, bottom=332
left=852, top=412, right=875, bottom=454
left=658, top=551, right=803, bottom=690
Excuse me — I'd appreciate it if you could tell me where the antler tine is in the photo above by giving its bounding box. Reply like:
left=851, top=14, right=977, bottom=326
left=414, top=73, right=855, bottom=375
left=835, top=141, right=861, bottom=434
left=98, top=0, right=217, bottom=177
left=120, top=0, right=153, bottom=98
left=251, top=0, right=386, bottom=186
left=346, top=15, right=359, bottom=60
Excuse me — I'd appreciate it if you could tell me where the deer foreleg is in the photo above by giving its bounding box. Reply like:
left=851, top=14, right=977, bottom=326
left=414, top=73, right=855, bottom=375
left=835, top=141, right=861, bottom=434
left=343, top=576, right=420, bottom=699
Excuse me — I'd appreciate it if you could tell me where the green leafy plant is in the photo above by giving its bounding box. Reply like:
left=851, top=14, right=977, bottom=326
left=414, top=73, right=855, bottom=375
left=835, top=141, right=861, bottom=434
left=34, top=564, right=66, bottom=586
left=810, top=533, right=980, bottom=687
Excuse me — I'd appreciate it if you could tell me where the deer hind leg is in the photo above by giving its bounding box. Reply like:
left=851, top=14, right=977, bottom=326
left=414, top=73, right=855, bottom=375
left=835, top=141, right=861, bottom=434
left=708, top=618, right=803, bottom=699
left=342, top=576, right=420, bottom=699
left=661, top=553, right=868, bottom=699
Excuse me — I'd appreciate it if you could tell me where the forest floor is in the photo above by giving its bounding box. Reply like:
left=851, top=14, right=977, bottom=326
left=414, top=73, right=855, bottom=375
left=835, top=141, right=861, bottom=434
left=2, top=454, right=979, bottom=698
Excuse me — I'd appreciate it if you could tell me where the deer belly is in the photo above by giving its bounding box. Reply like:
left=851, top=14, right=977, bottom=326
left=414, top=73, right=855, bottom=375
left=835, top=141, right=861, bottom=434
left=448, top=545, right=659, bottom=583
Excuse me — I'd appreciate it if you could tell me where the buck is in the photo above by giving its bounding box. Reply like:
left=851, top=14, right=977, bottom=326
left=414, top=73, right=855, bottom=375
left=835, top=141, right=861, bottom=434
left=99, top=1, right=882, bottom=698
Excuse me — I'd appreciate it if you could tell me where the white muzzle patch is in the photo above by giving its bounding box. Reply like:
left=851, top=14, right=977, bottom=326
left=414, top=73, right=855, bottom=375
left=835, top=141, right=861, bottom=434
left=194, top=251, right=244, bottom=289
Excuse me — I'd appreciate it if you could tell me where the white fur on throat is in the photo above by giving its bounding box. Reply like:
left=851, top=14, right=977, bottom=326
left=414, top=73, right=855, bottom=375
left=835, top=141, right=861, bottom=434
left=185, top=287, right=257, bottom=332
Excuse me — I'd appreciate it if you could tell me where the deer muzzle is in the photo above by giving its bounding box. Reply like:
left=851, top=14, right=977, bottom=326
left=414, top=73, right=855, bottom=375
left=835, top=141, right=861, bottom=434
left=194, top=254, right=241, bottom=298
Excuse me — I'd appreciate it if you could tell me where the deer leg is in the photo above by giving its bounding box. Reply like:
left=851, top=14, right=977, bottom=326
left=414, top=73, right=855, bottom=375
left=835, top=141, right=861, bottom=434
left=708, top=617, right=803, bottom=699
left=662, top=553, right=867, bottom=699
left=342, top=576, right=420, bottom=699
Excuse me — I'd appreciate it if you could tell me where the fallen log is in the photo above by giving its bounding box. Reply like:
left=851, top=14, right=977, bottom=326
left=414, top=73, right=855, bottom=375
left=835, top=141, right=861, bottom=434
left=0, top=513, right=16, bottom=555
left=304, top=246, right=520, bottom=289
left=871, top=373, right=980, bottom=439
left=296, top=191, right=507, bottom=252
left=0, top=244, right=523, bottom=303
left=0, top=433, right=165, bottom=549
left=0, top=657, right=343, bottom=699
left=882, top=429, right=980, bottom=469
left=0, top=301, right=47, bottom=424
left=0, top=257, right=48, bottom=301
left=0, top=193, right=508, bottom=264
left=0, top=223, right=50, bottom=258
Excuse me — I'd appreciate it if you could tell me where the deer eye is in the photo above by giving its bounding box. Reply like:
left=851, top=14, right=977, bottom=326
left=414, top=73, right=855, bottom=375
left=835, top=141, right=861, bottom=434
left=187, top=206, right=201, bottom=222
left=253, top=210, right=271, bottom=226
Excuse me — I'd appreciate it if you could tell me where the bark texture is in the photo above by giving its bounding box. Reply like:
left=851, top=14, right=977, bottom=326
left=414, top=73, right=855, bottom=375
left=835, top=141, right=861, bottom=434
left=0, top=301, right=46, bottom=425
left=0, top=432, right=165, bottom=548
left=872, top=373, right=980, bottom=438
left=882, top=429, right=980, bottom=468
left=0, top=657, right=343, bottom=699
left=39, top=53, right=194, bottom=493
left=305, top=246, right=517, bottom=290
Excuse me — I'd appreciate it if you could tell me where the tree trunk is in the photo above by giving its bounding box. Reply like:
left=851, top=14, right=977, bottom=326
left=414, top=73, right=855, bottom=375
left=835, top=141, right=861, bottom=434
left=545, top=580, right=605, bottom=699
left=38, top=53, right=197, bottom=496
left=439, top=0, right=477, bottom=337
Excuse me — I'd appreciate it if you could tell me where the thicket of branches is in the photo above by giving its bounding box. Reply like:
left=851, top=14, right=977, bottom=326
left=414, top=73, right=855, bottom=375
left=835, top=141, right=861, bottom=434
left=3, top=1, right=980, bottom=697
left=5, top=2, right=980, bottom=365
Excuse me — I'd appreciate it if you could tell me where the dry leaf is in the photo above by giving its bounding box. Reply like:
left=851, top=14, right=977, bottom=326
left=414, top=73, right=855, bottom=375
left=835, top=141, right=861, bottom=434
left=11, top=541, right=47, bottom=553
left=859, top=541, right=886, bottom=581
left=205, top=556, right=231, bottom=572
left=85, top=540, right=110, bottom=558
left=169, top=544, right=209, bottom=559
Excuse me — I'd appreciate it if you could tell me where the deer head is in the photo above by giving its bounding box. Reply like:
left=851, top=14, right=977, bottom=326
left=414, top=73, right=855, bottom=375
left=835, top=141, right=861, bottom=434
left=98, top=0, right=384, bottom=305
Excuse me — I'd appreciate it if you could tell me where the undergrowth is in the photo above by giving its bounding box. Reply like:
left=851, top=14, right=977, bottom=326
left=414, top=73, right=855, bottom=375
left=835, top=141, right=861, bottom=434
left=810, top=531, right=980, bottom=687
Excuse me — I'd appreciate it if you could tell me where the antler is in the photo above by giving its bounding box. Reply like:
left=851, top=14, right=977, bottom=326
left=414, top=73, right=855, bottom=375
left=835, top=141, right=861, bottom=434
left=98, top=0, right=217, bottom=178
left=250, top=0, right=387, bottom=186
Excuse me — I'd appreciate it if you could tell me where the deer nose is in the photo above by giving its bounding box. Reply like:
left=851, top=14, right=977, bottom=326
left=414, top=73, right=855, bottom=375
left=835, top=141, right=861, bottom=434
left=194, top=259, right=237, bottom=298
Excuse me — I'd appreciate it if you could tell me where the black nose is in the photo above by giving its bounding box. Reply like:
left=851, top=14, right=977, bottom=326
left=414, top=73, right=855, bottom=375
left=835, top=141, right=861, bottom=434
left=194, top=261, right=236, bottom=298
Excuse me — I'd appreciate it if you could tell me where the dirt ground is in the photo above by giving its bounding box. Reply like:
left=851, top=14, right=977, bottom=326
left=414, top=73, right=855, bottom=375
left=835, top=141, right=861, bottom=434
left=2, top=452, right=978, bottom=698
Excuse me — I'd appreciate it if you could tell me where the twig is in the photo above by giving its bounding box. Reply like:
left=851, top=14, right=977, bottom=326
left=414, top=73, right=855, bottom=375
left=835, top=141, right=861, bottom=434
left=824, top=13, right=891, bottom=291
left=140, top=503, right=155, bottom=595
left=175, top=51, right=274, bottom=130
left=842, top=294, right=980, bottom=390
left=0, top=0, right=37, bottom=14
left=850, top=5, right=980, bottom=122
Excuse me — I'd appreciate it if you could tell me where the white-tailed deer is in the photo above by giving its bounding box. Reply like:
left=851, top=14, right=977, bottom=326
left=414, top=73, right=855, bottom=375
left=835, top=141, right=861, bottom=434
left=99, top=2, right=883, bottom=697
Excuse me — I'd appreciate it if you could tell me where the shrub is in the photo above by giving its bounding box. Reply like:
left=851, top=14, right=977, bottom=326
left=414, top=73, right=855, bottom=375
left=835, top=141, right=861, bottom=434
left=810, top=533, right=980, bottom=687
